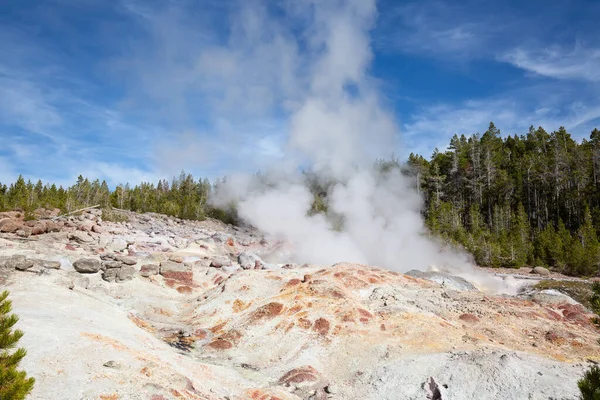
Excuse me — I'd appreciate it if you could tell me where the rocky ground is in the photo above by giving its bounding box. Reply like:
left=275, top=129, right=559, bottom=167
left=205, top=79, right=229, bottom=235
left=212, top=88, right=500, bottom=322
left=1, top=208, right=599, bottom=399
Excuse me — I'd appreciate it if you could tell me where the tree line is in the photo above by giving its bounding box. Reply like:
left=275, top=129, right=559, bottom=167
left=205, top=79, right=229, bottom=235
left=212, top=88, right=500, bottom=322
left=408, top=122, right=600, bottom=276
left=0, top=171, right=237, bottom=225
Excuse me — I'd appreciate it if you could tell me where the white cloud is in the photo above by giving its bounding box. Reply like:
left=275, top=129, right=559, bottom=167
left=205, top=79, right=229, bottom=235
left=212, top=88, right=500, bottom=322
left=501, top=45, right=600, bottom=82
left=375, top=0, right=506, bottom=59
left=0, top=75, right=63, bottom=139
left=0, top=156, right=18, bottom=184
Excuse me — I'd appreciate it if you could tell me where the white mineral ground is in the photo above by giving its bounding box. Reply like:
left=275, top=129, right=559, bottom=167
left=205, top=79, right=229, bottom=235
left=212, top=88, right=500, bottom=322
left=0, top=208, right=598, bottom=400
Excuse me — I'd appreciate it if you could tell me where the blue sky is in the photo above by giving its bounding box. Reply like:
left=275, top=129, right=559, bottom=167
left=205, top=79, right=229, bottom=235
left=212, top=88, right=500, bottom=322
left=1, top=0, right=599, bottom=187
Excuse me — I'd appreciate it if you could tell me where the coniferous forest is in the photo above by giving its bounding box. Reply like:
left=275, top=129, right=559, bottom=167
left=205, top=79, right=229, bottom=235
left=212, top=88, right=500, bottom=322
left=2, top=122, right=600, bottom=276
left=408, top=123, right=600, bottom=276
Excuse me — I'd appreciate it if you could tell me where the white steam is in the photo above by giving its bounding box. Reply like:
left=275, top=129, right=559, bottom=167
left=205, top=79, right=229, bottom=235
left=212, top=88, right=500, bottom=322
left=211, top=0, right=479, bottom=275
left=121, top=0, right=514, bottom=293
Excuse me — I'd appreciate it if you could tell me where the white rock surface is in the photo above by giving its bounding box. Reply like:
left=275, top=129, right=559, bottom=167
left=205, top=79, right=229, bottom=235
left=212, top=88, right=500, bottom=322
left=0, top=209, right=597, bottom=400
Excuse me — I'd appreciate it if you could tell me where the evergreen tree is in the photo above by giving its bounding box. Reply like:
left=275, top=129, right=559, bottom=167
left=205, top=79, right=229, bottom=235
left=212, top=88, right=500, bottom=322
left=578, top=365, right=600, bottom=400
left=0, top=291, right=35, bottom=399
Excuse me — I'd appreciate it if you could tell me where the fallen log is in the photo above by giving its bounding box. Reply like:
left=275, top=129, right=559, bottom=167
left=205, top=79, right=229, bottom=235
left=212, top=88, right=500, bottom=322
left=52, top=204, right=100, bottom=220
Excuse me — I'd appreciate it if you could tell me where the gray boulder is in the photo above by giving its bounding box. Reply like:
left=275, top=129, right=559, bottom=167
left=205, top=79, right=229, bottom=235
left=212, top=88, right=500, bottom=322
left=91, top=224, right=103, bottom=234
left=69, top=231, right=93, bottom=243
left=117, top=266, right=136, bottom=282
left=11, top=255, right=34, bottom=271
left=73, top=258, right=101, bottom=273
left=115, top=255, right=137, bottom=266
left=238, top=252, right=264, bottom=270
left=16, top=228, right=32, bottom=238
left=102, top=261, right=122, bottom=270
left=210, top=257, right=232, bottom=268
left=405, top=270, right=478, bottom=291
left=212, top=233, right=230, bottom=243
left=159, top=261, right=188, bottom=274
left=532, top=266, right=551, bottom=276
left=528, top=289, right=580, bottom=305
left=139, top=264, right=159, bottom=277
left=102, top=268, right=118, bottom=282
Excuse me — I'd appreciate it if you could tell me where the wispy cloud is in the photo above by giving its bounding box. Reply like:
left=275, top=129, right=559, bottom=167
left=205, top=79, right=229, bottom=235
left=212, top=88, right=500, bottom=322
left=0, top=76, right=63, bottom=138
left=501, top=45, right=600, bottom=82
left=375, top=0, right=508, bottom=60
left=403, top=88, right=600, bottom=157
left=0, top=156, right=18, bottom=184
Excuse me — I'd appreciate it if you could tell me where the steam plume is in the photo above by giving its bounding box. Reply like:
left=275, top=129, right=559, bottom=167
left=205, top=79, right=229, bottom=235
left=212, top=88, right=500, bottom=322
left=211, top=0, right=478, bottom=274
left=123, top=0, right=514, bottom=293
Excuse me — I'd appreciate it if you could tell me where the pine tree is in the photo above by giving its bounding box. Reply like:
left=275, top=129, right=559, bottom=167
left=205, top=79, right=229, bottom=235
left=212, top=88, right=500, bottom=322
left=0, top=290, right=35, bottom=399
left=578, top=365, right=600, bottom=400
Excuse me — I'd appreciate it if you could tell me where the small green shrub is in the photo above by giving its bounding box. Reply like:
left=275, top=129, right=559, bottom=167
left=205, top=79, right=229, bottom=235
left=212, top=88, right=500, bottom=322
left=205, top=204, right=238, bottom=226
left=0, top=290, right=35, bottom=399
left=101, top=208, right=130, bottom=223
left=579, top=365, right=600, bottom=400
left=22, top=210, right=36, bottom=222
left=591, top=282, right=600, bottom=314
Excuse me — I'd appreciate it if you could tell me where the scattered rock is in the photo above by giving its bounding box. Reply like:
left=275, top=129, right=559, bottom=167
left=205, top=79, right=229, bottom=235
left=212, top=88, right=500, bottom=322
left=140, top=264, right=159, bottom=278
left=160, top=261, right=193, bottom=285
left=102, top=268, right=118, bottom=283
left=324, top=384, right=338, bottom=394
left=238, top=252, right=264, bottom=270
left=102, top=261, right=122, bottom=270
left=16, top=228, right=32, bottom=238
left=0, top=218, right=23, bottom=233
left=115, top=255, right=137, bottom=265
left=11, top=255, right=34, bottom=271
left=169, top=255, right=184, bottom=263
left=46, top=221, right=62, bottom=232
left=529, top=289, right=580, bottom=305
left=32, top=221, right=48, bottom=235
left=117, top=266, right=136, bottom=282
left=424, top=376, right=442, bottom=400
left=102, top=360, right=122, bottom=369
left=69, top=231, right=93, bottom=243
left=91, top=224, right=104, bottom=233
left=533, top=266, right=551, bottom=276
left=85, top=213, right=96, bottom=221
left=210, top=257, right=232, bottom=268
left=212, top=233, right=230, bottom=243
left=458, top=313, right=480, bottom=324
left=77, top=221, right=95, bottom=232
left=73, top=258, right=101, bottom=273
left=279, top=366, right=321, bottom=386
left=405, top=270, right=478, bottom=291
